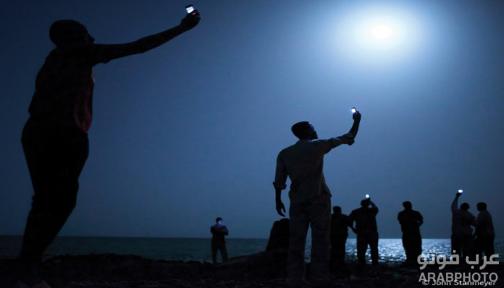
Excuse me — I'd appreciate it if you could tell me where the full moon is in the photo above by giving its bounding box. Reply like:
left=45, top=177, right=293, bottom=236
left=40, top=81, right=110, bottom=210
left=332, top=5, right=423, bottom=64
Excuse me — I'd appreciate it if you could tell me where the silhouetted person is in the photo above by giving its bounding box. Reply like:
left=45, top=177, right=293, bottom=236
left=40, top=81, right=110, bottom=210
left=330, top=206, right=352, bottom=268
left=210, top=217, right=229, bottom=264
left=475, top=202, right=495, bottom=257
left=18, top=11, right=200, bottom=287
left=451, top=192, right=476, bottom=259
left=266, top=218, right=290, bottom=252
left=397, top=201, right=423, bottom=266
left=273, top=111, right=361, bottom=287
left=349, top=198, right=379, bottom=266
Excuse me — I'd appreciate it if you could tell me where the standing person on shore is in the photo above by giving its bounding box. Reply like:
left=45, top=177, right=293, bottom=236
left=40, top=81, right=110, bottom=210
left=273, top=110, right=361, bottom=287
left=397, top=201, right=423, bottom=266
left=451, top=192, right=476, bottom=259
left=18, top=10, right=200, bottom=288
left=475, top=202, right=495, bottom=257
left=210, top=217, right=229, bottom=264
left=349, top=197, right=379, bottom=266
left=330, top=206, right=352, bottom=269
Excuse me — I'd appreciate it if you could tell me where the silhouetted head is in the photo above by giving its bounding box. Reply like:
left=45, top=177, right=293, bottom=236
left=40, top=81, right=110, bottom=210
left=50, top=20, right=95, bottom=49
left=403, top=201, right=412, bottom=210
left=215, top=217, right=223, bottom=223
left=460, top=202, right=470, bottom=211
left=360, top=199, right=370, bottom=207
left=333, top=206, right=342, bottom=215
left=291, top=121, right=318, bottom=140
left=477, top=202, right=487, bottom=211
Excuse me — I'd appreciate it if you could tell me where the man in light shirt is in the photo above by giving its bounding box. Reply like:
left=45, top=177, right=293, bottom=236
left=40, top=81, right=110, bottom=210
left=273, top=110, right=361, bottom=287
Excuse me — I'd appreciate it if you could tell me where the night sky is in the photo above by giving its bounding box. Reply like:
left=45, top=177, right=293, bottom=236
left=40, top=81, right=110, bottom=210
left=0, top=0, right=503, bottom=239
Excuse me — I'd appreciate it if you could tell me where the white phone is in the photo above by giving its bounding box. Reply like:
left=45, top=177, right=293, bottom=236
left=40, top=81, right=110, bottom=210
left=351, top=107, right=357, bottom=114
left=185, top=5, right=195, bottom=14
left=365, top=194, right=370, bottom=199
left=457, top=189, right=463, bottom=194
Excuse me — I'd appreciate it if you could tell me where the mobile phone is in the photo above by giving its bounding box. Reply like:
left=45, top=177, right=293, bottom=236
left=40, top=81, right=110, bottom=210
left=365, top=194, right=370, bottom=199
left=351, top=107, right=357, bottom=114
left=185, top=5, right=195, bottom=14
left=457, top=189, right=463, bottom=194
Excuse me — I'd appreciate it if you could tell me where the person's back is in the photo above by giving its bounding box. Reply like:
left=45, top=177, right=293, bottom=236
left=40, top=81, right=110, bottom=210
left=350, top=206, right=378, bottom=235
left=349, top=199, right=379, bottom=266
left=452, top=207, right=475, bottom=237
left=331, top=212, right=350, bottom=238
left=273, top=115, right=361, bottom=287
left=450, top=193, right=475, bottom=258
left=475, top=202, right=495, bottom=256
left=397, top=201, right=423, bottom=265
left=398, top=209, right=422, bottom=235
left=277, top=139, right=334, bottom=203
left=330, top=206, right=351, bottom=268
left=30, top=47, right=95, bottom=131
left=476, top=210, right=494, bottom=237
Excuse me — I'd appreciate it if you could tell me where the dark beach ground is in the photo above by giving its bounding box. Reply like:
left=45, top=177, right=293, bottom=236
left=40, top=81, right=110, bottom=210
left=1, top=252, right=503, bottom=288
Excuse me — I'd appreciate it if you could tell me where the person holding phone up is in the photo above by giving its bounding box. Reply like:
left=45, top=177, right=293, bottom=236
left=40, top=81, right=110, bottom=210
left=18, top=7, right=200, bottom=288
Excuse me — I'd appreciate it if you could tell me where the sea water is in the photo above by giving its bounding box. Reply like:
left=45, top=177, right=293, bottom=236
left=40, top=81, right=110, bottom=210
left=0, top=236, right=502, bottom=263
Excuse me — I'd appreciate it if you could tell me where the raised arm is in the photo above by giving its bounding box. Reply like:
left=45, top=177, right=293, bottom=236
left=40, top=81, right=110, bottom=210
left=348, top=111, right=361, bottom=140
left=451, top=193, right=460, bottom=214
left=369, top=199, right=379, bottom=214
left=91, top=11, right=200, bottom=64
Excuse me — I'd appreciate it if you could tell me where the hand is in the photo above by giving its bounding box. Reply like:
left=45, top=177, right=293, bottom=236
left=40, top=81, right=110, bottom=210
left=276, top=199, right=286, bottom=217
left=179, top=10, right=201, bottom=31
left=456, top=192, right=462, bottom=197
left=353, top=111, right=362, bottom=122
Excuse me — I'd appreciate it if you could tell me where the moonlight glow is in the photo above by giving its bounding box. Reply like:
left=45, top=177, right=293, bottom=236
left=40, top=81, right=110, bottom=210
left=333, top=5, right=423, bottom=64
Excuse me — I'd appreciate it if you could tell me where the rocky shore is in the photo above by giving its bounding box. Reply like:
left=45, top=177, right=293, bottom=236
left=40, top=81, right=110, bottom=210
left=2, top=252, right=502, bottom=288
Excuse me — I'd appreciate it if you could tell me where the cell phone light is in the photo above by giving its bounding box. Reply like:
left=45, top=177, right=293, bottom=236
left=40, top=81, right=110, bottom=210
left=365, top=194, right=370, bottom=199
left=351, top=107, right=357, bottom=114
left=458, top=189, right=463, bottom=193
left=186, top=6, right=195, bottom=14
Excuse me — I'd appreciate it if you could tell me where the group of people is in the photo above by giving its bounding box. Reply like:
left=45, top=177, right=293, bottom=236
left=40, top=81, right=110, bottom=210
left=13, top=6, right=497, bottom=288
left=451, top=192, right=495, bottom=260
left=272, top=114, right=495, bottom=287
left=330, top=200, right=422, bottom=268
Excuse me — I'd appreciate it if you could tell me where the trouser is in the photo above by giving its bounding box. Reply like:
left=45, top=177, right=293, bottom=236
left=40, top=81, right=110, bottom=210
left=330, top=234, right=347, bottom=266
left=451, top=234, right=475, bottom=259
left=475, top=234, right=495, bottom=257
left=19, top=119, right=89, bottom=264
left=356, top=232, right=379, bottom=265
left=402, top=233, right=422, bottom=264
left=287, top=194, right=331, bottom=282
left=211, top=240, right=228, bottom=264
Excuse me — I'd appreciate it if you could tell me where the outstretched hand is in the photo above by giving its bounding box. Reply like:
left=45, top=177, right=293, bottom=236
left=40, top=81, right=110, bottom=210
left=276, top=199, right=286, bottom=217
left=180, top=10, right=201, bottom=31
left=353, top=110, right=362, bottom=122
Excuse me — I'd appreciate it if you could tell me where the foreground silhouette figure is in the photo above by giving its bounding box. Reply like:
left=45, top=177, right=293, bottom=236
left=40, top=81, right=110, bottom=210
left=18, top=11, right=200, bottom=287
left=266, top=218, right=290, bottom=252
left=475, top=202, right=495, bottom=257
left=210, top=217, right=229, bottom=264
left=330, top=206, right=352, bottom=268
left=397, top=201, right=423, bottom=266
left=273, top=111, right=361, bottom=287
left=451, top=192, right=476, bottom=259
left=349, top=198, right=379, bottom=266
